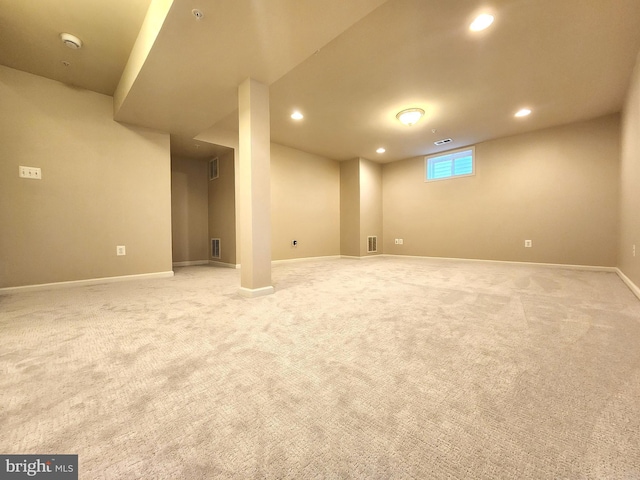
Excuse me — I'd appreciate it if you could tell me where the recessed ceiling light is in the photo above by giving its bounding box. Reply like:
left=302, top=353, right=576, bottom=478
left=470, top=14, right=494, bottom=32
left=60, top=33, right=82, bottom=49
left=515, top=108, right=532, bottom=117
left=291, top=111, right=304, bottom=120
left=396, top=108, right=425, bottom=126
left=376, top=147, right=386, bottom=154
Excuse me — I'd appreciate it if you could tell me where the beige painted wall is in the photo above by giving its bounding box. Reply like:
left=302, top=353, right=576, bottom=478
left=208, top=150, right=237, bottom=265
left=0, top=65, right=172, bottom=288
left=339, top=158, right=383, bottom=257
left=383, top=114, right=620, bottom=266
left=359, top=158, right=383, bottom=256
left=171, top=156, right=208, bottom=263
left=619, top=50, right=640, bottom=285
left=193, top=126, right=242, bottom=266
left=271, top=143, right=340, bottom=260
left=340, top=158, right=360, bottom=257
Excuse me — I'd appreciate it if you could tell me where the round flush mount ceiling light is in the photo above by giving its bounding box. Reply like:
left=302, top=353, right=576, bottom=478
left=60, top=33, right=82, bottom=49
left=291, top=111, right=304, bottom=120
left=376, top=147, right=386, bottom=154
left=515, top=108, right=532, bottom=117
left=470, top=13, right=494, bottom=32
left=396, top=108, right=425, bottom=126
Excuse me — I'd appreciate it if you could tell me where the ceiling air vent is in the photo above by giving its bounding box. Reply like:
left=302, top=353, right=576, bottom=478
left=434, top=138, right=453, bottom=146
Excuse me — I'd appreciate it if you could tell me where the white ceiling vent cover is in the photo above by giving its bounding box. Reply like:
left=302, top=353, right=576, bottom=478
left=434, top=138, right=453, bottom=146
left=367, top=236, right=377, bottom=253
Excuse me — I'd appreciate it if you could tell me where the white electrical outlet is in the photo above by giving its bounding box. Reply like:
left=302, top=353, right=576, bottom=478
left=19, top=166, right=42, bottom=179
left=524, top=240, right=532, bottom=248
left=399, top=239, right=403, bottom=245
left=116, top=245, right=126, bottom=256
left=395, top=239, right=399, bottom=245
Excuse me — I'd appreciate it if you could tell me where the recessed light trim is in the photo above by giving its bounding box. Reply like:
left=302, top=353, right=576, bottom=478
left=396, top=108, right=425, bottom=126
left=376, top=147, right=386, bottom=154
left=515, top=108, right=532, bottom=117
left=291, top=111, right=304, bottom=120
left=470, top=13, right=494, bottom=32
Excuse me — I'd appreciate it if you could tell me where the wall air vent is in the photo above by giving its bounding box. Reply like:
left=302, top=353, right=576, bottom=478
left=211, top=238, right=220, bottom=259
left=367, top=236, right=377, bottom=253
left=434, top=138, right=453, bottom=146
left=209, top=157, right=219, bottom=180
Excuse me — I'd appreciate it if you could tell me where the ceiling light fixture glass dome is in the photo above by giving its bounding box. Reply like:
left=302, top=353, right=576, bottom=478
left=470, top=14, right=494, bottom=32
left=396, top=108, right=425, bottom=126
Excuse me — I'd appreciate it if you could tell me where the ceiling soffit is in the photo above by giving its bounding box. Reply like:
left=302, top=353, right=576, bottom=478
left=0, top=0, right=151, bottom=96
left=113, top=0, right=389, bottom=137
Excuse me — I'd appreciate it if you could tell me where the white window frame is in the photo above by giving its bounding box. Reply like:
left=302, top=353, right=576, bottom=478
left=425, top=146, right=475, bottom=182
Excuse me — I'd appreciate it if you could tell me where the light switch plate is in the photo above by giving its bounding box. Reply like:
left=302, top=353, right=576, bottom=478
left=19, top=166, right=41, bottom=179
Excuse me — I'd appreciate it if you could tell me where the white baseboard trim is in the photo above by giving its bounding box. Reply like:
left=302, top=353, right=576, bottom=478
left=172, top=260, right=209, bottom=267
left=615, top=268, right=640, bottom=301
left=209, top=260, right=240, bottom=269
left=272, top=255, right=341, bottom=265
left=238, top=285, right=274, bottom=298
left=340, top=255, right=383, bottom=260
left=380, top=254, right=617, bottom=272
left=0, top=271, right=175, bottom=295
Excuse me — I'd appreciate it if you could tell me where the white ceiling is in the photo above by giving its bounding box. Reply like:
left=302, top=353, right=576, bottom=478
left=2, top=0, right=640, bottom=163
left=0, top=0, right=151, bottom=95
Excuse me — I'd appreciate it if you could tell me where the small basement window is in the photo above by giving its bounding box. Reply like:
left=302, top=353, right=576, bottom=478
left=425, top=146, right=475, bottom=182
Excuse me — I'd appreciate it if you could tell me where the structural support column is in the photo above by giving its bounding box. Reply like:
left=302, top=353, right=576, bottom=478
left=238, top=78, right=274, bottom=297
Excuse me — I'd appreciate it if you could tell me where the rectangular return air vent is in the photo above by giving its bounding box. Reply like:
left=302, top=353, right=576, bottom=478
left=367, top=236, right=377, bottom=253
left=211, top=238, right=221, bottom=259
left=434, top=138, right=453, bottom=146
left=209, top=157, right=219, bottom=180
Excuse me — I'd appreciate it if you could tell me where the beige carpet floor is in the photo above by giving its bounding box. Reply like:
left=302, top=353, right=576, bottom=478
left=1, top=257, right=639, bottom=479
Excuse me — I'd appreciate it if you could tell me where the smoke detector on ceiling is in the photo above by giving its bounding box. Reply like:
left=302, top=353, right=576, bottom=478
left=60, top=33, right=82, bottom=50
